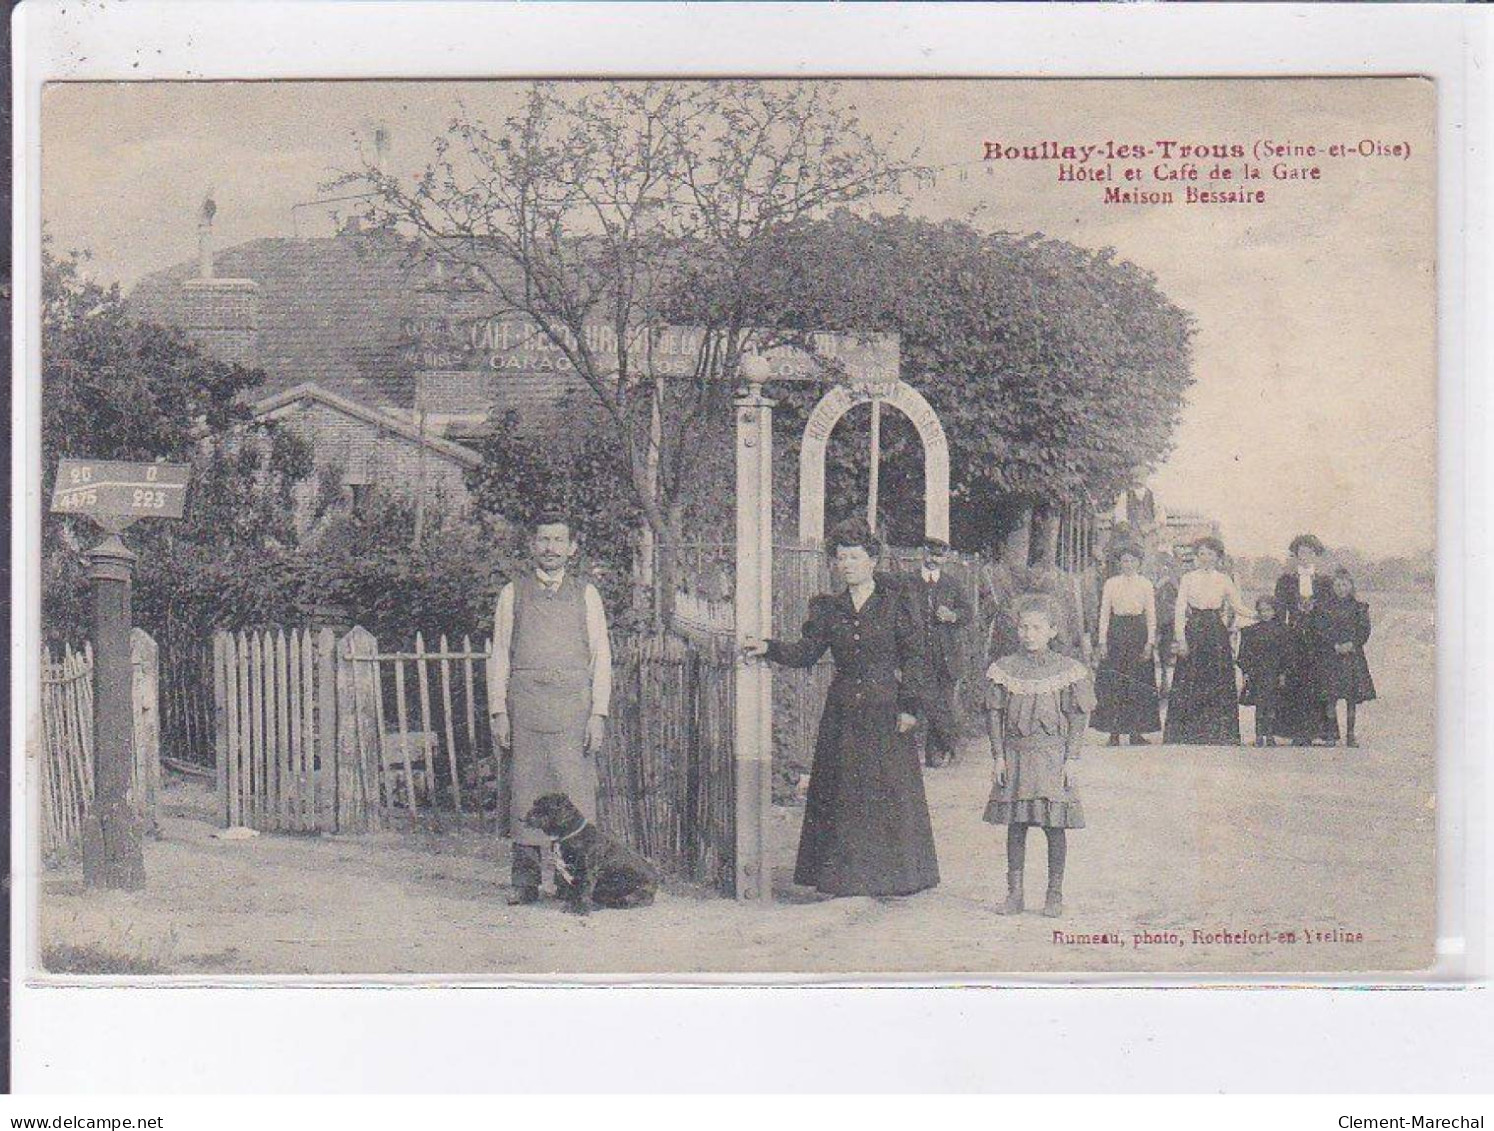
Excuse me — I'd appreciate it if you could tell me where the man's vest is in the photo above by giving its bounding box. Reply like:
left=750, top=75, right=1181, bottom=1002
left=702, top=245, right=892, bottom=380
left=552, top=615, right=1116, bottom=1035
left=508, top=572, right=592, bottom=734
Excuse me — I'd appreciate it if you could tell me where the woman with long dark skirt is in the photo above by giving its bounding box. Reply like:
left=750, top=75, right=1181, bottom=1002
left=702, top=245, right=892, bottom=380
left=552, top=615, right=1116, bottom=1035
left=1163, top=537, right=1252, bottom=745
left=742, top=518, right=939, bottom=898
left=1091, top=543, right=1161, bottom=745
left=1273, top=533, right=1339, bottom=745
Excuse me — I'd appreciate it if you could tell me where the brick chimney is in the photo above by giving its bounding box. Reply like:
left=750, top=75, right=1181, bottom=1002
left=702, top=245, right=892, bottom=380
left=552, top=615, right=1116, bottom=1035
left=180, top=192, right=260, bottom=368
left=197, top=190, right=216, bottom=279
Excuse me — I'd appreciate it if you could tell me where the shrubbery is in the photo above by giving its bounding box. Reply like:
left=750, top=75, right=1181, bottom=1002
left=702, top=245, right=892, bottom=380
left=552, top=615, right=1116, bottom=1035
left=294, top=492, right=509, bottom=648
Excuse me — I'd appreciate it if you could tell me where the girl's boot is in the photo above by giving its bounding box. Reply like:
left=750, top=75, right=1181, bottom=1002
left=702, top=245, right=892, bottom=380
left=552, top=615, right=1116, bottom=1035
left=1043, top=884, right=1064, bottom=918
left=1043, top=827, right=1067, bottom=917
left=996, top=870, right=1024, bottom=916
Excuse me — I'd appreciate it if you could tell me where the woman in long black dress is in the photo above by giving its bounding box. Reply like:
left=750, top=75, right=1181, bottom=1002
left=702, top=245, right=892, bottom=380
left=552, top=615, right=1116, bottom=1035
left=1163, top=537, right=1252, bottom=745
left=1273, top=533, right=1338, bottom=745
left=1091, top=543, right=1161, bottom=745
left=743, top=518, right=939, bottom=898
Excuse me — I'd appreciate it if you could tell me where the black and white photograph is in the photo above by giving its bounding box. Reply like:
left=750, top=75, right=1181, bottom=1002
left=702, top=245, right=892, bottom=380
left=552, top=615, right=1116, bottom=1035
left=29, top=74, right=1438, bottom=977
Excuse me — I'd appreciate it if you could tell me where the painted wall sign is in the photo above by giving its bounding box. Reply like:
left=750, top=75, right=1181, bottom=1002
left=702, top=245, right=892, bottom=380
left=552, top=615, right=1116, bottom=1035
left=400, top=316, right=898, bottom=385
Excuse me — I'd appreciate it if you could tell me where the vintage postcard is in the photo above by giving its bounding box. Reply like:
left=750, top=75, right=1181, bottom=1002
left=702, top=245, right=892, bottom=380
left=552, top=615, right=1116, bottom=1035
left=31, top=76, right=1437, bottom=978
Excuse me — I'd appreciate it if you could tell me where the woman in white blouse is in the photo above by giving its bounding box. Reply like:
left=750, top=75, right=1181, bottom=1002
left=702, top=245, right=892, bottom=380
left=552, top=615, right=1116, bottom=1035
left=1162, top=536, right=1253, bottom=745
left=1091, top=544, right=1162, bottom=746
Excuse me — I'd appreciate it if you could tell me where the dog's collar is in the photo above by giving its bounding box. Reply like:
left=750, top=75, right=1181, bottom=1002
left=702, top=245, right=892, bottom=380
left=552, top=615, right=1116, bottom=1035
left=556, top=817, right=589, bottom=842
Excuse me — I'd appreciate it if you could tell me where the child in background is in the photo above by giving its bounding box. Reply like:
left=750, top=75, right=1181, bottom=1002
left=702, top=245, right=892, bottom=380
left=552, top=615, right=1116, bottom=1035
left=984, top=593, right=1094, bottom=918
left=1237, top=595, right=1291, bottom=746
left=1311, top=568, right=1377, bottom=748
left=1152, top=549, right=1187, bottom=703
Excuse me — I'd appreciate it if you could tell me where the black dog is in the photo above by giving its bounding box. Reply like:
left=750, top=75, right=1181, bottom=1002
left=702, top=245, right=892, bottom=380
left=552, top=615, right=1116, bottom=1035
left=521, top=793, right=660, bottom=915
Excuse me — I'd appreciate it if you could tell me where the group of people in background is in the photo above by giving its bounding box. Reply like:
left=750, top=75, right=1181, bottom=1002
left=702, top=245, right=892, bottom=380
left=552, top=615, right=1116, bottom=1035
left=744, top=518, right=1090, bottom=915
left=1087, top=532, right=1376, bottom=750
left=497, top=509, right=1381, bottom=919
left=740, top=518, right=1380, bottom=916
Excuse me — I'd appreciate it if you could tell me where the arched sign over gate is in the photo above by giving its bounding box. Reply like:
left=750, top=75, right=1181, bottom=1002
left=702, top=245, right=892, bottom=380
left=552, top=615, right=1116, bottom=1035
left=798, top=380, right=950, bottom=544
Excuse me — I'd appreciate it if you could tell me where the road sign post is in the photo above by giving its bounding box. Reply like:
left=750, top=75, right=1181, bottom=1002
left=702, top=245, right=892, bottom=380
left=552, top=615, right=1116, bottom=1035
left=80, top=533, right=144, bottom=889
left=51, top=459, right=190, bottom=890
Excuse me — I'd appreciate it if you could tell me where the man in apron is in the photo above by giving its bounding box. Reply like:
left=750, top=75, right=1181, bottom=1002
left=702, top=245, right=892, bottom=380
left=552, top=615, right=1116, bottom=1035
left=489, top=513, right=612, bottom=904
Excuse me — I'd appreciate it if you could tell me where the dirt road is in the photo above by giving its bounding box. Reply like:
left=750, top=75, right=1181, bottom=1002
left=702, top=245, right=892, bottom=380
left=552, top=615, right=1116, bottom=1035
left=37, top=590, right=1435, bottom=977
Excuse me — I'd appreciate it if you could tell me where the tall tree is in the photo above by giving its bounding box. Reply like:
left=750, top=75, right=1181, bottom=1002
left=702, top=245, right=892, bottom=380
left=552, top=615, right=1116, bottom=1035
left=41, top=242, right=311, bottom=645
left=41, top=244, right=259, bottom=476
left=342, top=80, right=915, bottom=623
left=463, top=405, right=643, bottom=616
left=698, top=213, right=1196, bottom=557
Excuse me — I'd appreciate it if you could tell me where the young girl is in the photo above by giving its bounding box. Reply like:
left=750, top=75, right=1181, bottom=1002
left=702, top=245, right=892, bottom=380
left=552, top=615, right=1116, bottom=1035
left=984, top=593, right=1094, bottom=918
left=1237, top=595, right=1292, bottom=747
left=1310, top=568, right=1377, bottom=747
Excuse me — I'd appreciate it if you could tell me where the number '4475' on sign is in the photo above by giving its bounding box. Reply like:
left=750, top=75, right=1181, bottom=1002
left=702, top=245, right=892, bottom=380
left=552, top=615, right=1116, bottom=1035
left=50, top=459, right=191, bottom=520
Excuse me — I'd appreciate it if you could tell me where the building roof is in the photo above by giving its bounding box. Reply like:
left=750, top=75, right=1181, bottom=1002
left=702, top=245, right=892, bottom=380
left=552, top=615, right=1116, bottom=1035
left=253, top=382, right=483, bottom=468
left=1164, top=509, right=1218, bottom=526
left=130, top=232, right=602, bottom=427
left=129, top=229, right=891, bottom=438
left=131, top=233, right=461, bottom=410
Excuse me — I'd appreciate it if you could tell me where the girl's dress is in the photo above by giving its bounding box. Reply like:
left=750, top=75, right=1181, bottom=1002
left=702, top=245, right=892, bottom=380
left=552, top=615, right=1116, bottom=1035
left=1236, top=617, right=1292, bottom=718
left=1154, top=573, right=1180, bottom=665
left=1091, top=573, right=1161, bottom=736
left=983, top=650, right=1093, bottom=829
left=766, top=576, right=940, bottom=897
left=1311, top=597, right=1377, bottom=705
left=1163, top=568, right=1250, bottom=745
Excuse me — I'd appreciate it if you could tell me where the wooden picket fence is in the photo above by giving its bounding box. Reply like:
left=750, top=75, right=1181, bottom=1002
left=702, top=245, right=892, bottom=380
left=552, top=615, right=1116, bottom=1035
left=339, top=628, right=494, bottom=832
left=39, top=644, right=95, bottom=863
left=213, top=626, right=505, bottom=835
left=597, top=632, right=735, bottom=890
left=39, top=633, right=161, bottom=864
left=672, top=591, right=735, bottom=640
left=211, top=624, right=736, bottom=889
left=213, top=628, right=343, bottom=833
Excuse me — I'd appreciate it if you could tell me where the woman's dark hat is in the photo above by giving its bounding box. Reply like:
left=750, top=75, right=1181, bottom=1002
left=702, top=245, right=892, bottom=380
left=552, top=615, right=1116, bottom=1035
left=827, top=516, right=882, bottom=556
left=1289, top=533, right=1326, bottom=556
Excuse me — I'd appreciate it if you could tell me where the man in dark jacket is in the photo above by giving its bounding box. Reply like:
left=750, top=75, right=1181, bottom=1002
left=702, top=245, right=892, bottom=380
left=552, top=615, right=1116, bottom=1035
left=909, top=538, right=972, bottom=767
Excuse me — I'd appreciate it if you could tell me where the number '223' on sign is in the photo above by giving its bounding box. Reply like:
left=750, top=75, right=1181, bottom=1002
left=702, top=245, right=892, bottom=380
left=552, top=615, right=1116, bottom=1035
left=49, top=459, right=192, bottom=521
